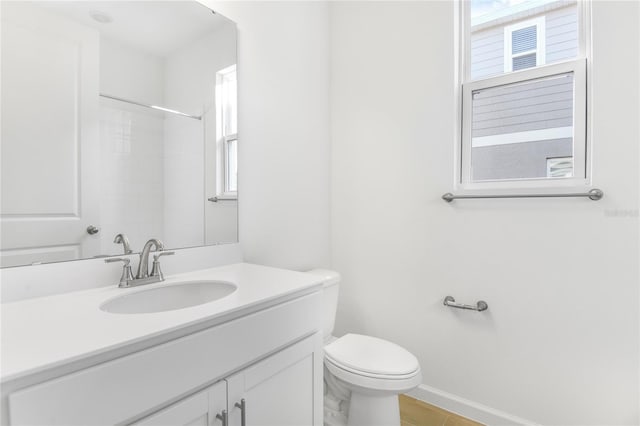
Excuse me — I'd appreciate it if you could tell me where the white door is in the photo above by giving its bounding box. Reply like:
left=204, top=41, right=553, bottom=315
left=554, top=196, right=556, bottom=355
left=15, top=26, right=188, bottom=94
left=0, top=2, right=100, bottom=267
left=226, top=339, right=316, bottom=426
left=135, top=381, right=227, bottom=426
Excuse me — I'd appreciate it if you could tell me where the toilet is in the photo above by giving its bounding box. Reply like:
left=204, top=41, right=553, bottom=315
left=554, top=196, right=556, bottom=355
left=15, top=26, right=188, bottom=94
left=308, top=269, right=422, bottom=426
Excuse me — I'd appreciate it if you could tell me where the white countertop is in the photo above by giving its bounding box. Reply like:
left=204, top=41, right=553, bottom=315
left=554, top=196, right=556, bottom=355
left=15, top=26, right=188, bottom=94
left=1, top=263, right=323, bottom=384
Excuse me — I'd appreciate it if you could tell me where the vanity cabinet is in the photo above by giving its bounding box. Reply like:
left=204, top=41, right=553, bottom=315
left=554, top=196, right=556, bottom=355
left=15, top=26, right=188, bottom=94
left=135, top=383, right=226, bottom=426
left=225, top=335, right=315, bottom=426
left=4, top=292, right=322, bottom=426
left=135, top=335, right=316, bottom=426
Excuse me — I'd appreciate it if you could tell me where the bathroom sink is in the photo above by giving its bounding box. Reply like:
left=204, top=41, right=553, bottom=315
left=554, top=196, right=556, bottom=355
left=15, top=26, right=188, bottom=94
left=100, top=280, right=237, bottom=314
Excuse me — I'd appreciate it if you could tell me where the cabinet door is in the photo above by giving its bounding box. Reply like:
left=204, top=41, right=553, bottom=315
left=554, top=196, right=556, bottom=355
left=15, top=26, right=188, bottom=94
left=135, top=381, right=227, bottom=426
left=227, top=337, right=317, bottom=426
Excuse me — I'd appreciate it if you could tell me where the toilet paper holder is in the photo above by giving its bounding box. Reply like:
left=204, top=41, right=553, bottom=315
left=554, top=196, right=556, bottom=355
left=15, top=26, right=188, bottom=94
left=443, top=296, right=488, bottom=312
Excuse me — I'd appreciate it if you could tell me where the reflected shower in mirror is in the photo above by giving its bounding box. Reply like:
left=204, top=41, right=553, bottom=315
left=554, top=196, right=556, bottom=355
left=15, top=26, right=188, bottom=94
left=1, top=1, right=238, bottom=267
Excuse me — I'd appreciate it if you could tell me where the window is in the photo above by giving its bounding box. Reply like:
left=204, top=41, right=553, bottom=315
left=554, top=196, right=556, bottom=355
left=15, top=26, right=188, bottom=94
left=461, top=0, right=589, bottom=190
left=504, top=17, right=545, bottom=72
left=216, top=65, right=237, bottom=197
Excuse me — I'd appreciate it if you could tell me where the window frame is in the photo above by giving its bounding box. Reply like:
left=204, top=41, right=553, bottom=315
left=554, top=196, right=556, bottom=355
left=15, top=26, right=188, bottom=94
left=457, top=0, right=592, bottom=192
left=215, top=64, right=238, bottom=199
left=462, top=59, right=587, bottom=189
left=503, top=16, right=546, bottom=73
left=223, top=133, right=238, bottom=194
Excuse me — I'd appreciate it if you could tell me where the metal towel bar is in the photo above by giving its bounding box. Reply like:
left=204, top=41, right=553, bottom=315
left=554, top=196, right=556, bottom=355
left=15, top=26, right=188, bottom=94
left=100, top=93, right=202, bottom=120
left=207, top=197, right=237, bottom=202
left=442, top=188, right=603, bottom=202
left=444, top=296, right=488, bottom=312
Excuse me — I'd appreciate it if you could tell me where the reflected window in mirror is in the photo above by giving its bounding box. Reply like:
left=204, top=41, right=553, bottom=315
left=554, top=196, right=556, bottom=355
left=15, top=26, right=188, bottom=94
left=217, top=65, right=238, bottom=197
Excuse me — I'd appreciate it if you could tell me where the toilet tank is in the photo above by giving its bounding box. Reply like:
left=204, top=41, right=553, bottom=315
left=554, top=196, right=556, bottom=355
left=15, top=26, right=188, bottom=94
left=307, top=269, right=341, bottom=342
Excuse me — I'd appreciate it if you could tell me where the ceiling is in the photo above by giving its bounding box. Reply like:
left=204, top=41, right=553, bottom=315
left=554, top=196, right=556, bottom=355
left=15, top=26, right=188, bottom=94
left=33, top=1, right=230, bottom=57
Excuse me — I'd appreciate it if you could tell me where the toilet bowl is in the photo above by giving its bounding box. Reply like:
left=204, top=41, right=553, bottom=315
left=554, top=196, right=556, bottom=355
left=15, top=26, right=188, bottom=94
left=307, top=269, right=422, bottom=426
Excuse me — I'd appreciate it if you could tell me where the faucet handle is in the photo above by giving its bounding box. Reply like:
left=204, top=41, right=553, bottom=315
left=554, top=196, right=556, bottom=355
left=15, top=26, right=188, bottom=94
left=153, top=251, right=175, bottom=262
left=105, top=257, right=130, bottom=265
left=150, top=251, right=175, bottom=281
left=105, top=257, right=134, bottom=288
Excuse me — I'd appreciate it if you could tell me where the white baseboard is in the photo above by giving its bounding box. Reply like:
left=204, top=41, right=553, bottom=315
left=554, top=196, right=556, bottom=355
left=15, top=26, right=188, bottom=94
left=407, top=384, right=539, bottom=426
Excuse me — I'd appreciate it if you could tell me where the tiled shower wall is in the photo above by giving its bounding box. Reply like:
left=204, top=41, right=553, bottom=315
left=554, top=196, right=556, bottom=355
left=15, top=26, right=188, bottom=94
left=99, top=103, right=165, bottom=255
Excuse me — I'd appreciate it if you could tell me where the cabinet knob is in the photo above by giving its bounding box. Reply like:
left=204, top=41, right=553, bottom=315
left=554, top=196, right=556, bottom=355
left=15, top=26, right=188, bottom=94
left=234, top=399, right=246, bottom=426
left=215, top=409, right=228, bottom=426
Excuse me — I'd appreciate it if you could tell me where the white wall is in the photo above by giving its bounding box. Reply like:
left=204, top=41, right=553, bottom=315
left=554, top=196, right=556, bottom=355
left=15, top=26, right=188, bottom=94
left=100, top=37, right=164, bottom=106
left=204, top=1, right=331, bottom=271
left=330, top=1, right=638, bottom=425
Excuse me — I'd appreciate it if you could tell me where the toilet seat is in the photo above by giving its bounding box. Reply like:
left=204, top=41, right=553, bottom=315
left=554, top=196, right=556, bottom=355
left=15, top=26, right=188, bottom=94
left=325, top=334, right=420, bottom=377
left=324, top=334, right=422, bottom=392
left=325, top=356, right=419, bottom=380
left=325, top=357, right=422, bottom=393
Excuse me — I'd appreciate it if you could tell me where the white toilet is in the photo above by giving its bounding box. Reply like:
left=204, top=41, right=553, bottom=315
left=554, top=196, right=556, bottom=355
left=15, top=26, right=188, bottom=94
left=309, top=269, right=422, bottom=426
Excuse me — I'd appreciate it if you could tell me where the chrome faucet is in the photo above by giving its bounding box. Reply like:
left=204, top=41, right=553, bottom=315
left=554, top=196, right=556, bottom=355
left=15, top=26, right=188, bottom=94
left=136, top=238, right=164, bottom=279
left=105, top=238, right=174, bottom=288
left=113, top=233, right=133, bottom=254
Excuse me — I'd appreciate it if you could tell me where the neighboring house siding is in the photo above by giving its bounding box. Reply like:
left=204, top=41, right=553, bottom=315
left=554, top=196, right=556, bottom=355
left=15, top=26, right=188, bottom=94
left=546, top=10, right=578, bottom=63
left=472, top=138, right=572, bottom=181
left=471, top=28, right=504, bottom=80
left=470, top=4, right=578, bottom=80
left=472, top=73, right=573, bottom=138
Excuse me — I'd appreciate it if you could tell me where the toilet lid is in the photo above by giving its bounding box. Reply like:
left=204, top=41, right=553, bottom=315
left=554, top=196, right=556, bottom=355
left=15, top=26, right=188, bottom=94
left=324, top=334, right=419, bottom=377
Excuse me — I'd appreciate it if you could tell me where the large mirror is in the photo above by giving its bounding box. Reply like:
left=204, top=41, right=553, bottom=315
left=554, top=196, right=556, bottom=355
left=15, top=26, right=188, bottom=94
left=1, top=1, right=238, bottom=268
